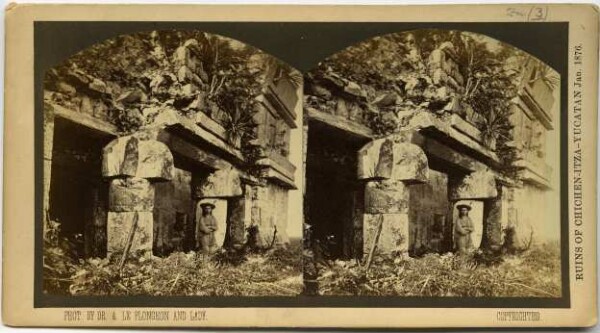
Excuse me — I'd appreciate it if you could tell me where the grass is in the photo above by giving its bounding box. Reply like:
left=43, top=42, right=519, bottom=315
left=316, top=242, right=561, bottom=297
left=44, top=238, right=303, bottom=296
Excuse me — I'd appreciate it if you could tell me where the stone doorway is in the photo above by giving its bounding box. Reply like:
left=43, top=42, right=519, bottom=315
left=48, top=118, right=113, bottom=258
left=408, top=168, right=450, bottom=256
left=153, top=153, right=235, bottom=256
left=305, top=121, right=370, bottom=259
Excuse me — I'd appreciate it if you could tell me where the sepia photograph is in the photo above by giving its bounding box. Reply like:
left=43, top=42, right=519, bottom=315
left=303, top=29, right=562, bottom=297
left=42, top=30, right=304, bottom=296
left=4, top=3, right=597, bottom=327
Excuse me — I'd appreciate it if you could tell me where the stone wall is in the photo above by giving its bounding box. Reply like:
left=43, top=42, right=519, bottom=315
left=509, top=184, right=560, bottom=247
left=408, top=169, right=449, bottom=254
left=153, top=167, right=194, bottom=254
left=251, top=183, right=290, bottom=246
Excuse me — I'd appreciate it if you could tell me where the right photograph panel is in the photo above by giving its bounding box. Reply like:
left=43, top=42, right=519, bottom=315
left=303, top=29, right=561, bottom=297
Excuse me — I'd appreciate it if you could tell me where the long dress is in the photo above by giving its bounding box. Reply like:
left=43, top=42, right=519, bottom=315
left=455, top=216, right=474, bottom=254
left=196, top=214, right=218, bottom=254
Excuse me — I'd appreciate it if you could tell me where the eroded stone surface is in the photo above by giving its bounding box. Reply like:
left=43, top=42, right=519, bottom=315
left=108, top=177, right=155, bottom=212
left=363, top=213, right=409, bottom=255
left=107, top=211, right=153, bottom=256
left=227, top=197, right=249, bottom=248
left=364, top=180, right=409, bottom=214
left=358, top=134, right=428, bottom=183
left=483, top=195, right=503, bottom=250
left=193, top=166, right=243, bottom=198
left=449, top=169, right=498, bottom=200
left=102, top=134, right=174, bottom=181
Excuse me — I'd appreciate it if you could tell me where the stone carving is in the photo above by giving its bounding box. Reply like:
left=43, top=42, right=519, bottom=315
left=449, top=169, right=498, bottom=200
left=108, top=178, right=155, bottom=212
left=194, top=166, right=243, bottom=198
left=363, top=213, right=409, bottom=254
left=364, top=180, right=408, bottom=214
left=106, top=177, right=156, bottom=257
left=106, top=211, right=154, bottom=256
left=358, top=134, right=429, bottom=183
left=102, top=134, right=174, bottom=181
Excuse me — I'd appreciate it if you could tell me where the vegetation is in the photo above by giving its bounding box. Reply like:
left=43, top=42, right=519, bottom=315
left=307, top=29, right=533, bottom=177
left=315, top=243, right=561, bottom=297
left=44, top=30, right=299, bottom=170
left=43, top=222, right=302, bottom=296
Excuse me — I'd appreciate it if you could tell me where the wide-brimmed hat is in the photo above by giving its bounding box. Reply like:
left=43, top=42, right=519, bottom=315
left=199, top=200, right=216, bottom=209
left=456, top=204, right=472, bottom=211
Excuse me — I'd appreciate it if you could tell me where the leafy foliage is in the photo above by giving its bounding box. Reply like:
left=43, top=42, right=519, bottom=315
left=316, top=243, right=561, bottom=297
left=45, top=30, right=295, bottom=169
left=308, top=29, right=533, bottom=177
left=43, top=225, right=303, bottom=296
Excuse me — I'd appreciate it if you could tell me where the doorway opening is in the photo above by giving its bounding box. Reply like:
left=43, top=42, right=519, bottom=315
left=48, top=117, right=113, bottom=258
left=153, top=153, right=220, bottom=256
left=304, top=120, right=370, bottom=260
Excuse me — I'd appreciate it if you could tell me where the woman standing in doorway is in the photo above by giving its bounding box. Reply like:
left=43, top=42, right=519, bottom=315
left=196, top=201, right=219, bottom=258
left=454, top=204, right=474, bottom=254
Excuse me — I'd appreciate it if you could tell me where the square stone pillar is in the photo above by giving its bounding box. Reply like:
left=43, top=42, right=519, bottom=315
left=250, top=185, right=274, bottom=248
left=482, top=185, right=504, bottom=250
left=363, top=179, right=410, bottom=255
left=106, top=177, right=155, bottom=257
left=225, top=184, right=252, bottom=249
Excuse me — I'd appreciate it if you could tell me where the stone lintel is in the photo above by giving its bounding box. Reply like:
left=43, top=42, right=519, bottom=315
left=157, top=131, right=228, bottom=171
left=403, top=111, right=499, bottom=164
left=193, top=166, right=244, bottom=198
left=307, top=107, right=373, bottom=140
left=261, top=168, right=297, bottom=189
left=411, top=131, right=486, bottom=174
left=47, top=101, right=119, bottom=136
left=164, top=115, right=245, bottom=166
left=449, top=169, right=498, bottom=200
left=255, top=152, right=296, bottom=182
left=519, top=168, right=552, bottom=190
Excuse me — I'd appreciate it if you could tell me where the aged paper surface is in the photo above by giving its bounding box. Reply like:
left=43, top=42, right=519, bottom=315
left=3, top=3, right=598, bottom=328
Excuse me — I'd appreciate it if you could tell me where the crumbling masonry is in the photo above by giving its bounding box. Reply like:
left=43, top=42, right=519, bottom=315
left=43, top=32, right=300, bottom=258
left=304, top=35, right=558, bottom=258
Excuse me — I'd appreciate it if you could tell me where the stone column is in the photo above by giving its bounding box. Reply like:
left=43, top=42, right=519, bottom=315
left=250, top=185, right=276, bottom=248
left=482, top=185, right=504, bottom=250
left=225, top=184, right=252, bottom=249
left=363, top=179, right=410, bottom=255
left=102, top=133, right=174, bottom=258
left=106, top=177, right=155, bottom=256
left=357, top=133, right=429, bottom=256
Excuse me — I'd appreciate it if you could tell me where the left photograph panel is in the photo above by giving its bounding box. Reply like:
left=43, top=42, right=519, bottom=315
left=42, top=30, right=304, bottom=296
